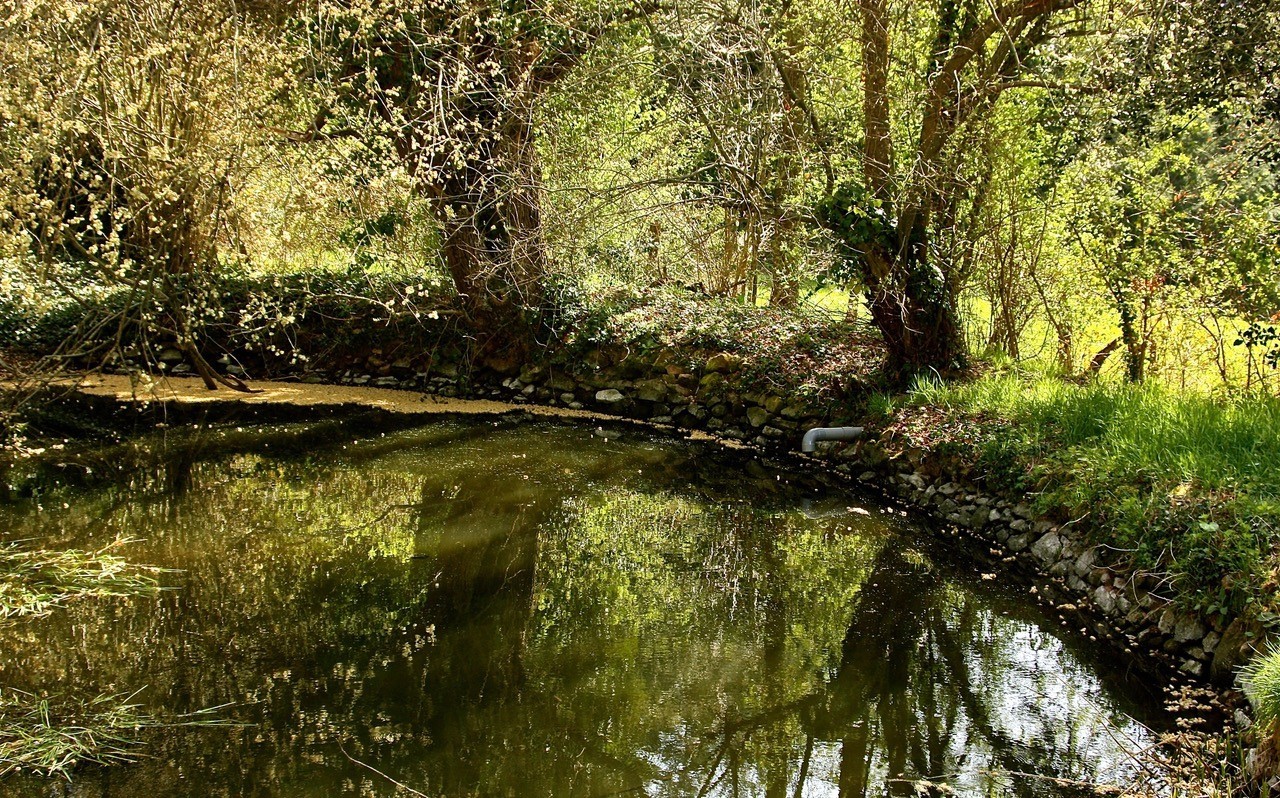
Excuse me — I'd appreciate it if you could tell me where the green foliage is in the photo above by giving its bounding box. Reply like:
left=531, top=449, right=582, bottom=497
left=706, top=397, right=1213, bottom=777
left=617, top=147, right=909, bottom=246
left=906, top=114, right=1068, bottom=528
left=813, top=182, right=894, bottom=284
left=904, top=371, right=1280, bottom=611
left=0, top=540, right=162, bottom=620
left=0, top=690, right=229, bottom=778
left=562, top=285, right=877, bottom=396
left=1242, top=644, right=1280, bottom=727
left=0, top=690, right=153, bottom=777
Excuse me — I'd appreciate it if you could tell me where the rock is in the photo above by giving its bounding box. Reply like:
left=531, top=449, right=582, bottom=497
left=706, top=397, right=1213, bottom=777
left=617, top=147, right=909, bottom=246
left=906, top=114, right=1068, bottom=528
left=764, top=395, right=784, bottom=413
left=1013, top=503, right=1034, bottom=519
left=939, top=482, right=959, bottom=496
left=560, top=392, right=576, bottom=404
left=1007, top=533, right=1032, bottom=553
left=1092, top=585, right=1130, bottom=617
left=1179, top=659, right=1205, bottom=677
left=372, top=376, right=398, bottom=387
left=546, top=374, right=577, bottom=392
left=746, top=407, right=770, bottom=428
left=698, top=372, right=727, bottom=396
left=858, top=471, right=877, bottom=482
left=762, top=426, right=784, bottom=439
left=1074, top=548, right=1097, bottom=579
left=1174, top=614, right=1208, bottom=644
left=1208, top=614, right=1259, bottom=681
left=595, top=389, right=626, bottom=404
left=634, top=379, right=667, bottom=403
left=518, top=364, right=545, bottom=384
left=1009, top=519, right=1030, bottom=533
left=1030, top=532, right=1063, bottom=565
left=157, top=347, right=184, bottom=363
left=988, top=508, right=1002, bottom=522
left=1203, top=631, right=1221, bottom=654
left=521, top=384, right=536, bottom=397
left=704, top=352, right=742, bottom=373
left=901, top=472, right=926, bottom=491
left=779, top=403, right=807, bottom=420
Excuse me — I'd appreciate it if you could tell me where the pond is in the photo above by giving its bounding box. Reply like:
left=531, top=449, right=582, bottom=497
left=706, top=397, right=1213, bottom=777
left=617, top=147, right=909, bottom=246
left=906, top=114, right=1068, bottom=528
left=1, top=415, right=1167, bottom=797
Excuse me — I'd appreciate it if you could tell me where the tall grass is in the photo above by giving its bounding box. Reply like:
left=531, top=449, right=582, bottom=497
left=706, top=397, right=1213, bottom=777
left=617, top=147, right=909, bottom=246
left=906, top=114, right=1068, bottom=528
left=0, top=690, right=232, bottom=778
left=906, top=373, right=1280, bottom=612
left=0, top=539, right=162, bottom=619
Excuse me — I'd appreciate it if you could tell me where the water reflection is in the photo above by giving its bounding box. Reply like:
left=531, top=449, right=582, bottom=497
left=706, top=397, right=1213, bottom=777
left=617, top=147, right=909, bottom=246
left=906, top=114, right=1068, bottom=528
left=0, top=419, right=1162, bottom=796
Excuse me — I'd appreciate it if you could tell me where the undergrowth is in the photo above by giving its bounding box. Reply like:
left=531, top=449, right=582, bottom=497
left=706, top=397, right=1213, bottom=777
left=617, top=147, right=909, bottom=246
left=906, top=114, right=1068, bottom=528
left=886, top=370, right=1280, bottom=616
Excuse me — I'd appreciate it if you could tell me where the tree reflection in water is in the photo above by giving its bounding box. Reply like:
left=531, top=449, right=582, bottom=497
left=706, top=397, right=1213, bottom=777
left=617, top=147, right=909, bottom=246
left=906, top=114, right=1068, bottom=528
left=0, top=419, right=1164, bottom=797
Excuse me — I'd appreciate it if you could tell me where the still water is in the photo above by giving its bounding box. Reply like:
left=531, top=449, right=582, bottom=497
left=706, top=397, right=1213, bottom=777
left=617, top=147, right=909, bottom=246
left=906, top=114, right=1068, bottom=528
left=1, top=416, right=1165, bottom=796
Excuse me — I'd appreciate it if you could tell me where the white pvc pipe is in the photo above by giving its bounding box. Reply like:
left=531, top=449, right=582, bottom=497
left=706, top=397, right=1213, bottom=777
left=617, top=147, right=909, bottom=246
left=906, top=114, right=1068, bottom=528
left=800, top=426, right=864, bottom=453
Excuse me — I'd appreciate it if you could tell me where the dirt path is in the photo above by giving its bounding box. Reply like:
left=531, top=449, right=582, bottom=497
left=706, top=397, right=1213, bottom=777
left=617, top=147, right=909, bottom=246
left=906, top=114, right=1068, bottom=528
left=72, top=374, right=619, bottom=420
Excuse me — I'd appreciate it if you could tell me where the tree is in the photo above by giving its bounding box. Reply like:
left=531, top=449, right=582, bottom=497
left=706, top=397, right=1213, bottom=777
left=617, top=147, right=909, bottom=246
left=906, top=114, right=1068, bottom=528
left=302, top=0, right=655, bottom=369
left=819, top=0, right=1085, bottom=379
left=1067, top=111, right=1280, bottom=383
left=650, top=0, right=829, bottom=307
left=0, top=0, right=281, bottom=389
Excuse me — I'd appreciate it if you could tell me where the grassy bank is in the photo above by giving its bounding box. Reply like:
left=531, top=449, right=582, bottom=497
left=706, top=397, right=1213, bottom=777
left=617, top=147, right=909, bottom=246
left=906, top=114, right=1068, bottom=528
left=875, top=369, right=1280, bottom=618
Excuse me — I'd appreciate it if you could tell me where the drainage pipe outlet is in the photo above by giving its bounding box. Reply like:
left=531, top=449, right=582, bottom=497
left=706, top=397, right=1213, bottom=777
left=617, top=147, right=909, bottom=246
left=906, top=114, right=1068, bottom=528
left=800, top=426, right=864, bottom=453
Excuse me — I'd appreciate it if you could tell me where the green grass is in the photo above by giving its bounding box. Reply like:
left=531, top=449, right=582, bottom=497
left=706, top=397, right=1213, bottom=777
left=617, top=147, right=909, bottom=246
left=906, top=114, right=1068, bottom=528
left=895, top=370, right=1280, bottom=614
left=0, top=689, right=231, bottom=778
left=0, top=691, right=154, bottom=778
left=0, top=539, right=163, bottom=619
left=0, top=543, right=225, bottom=779
left=1242, top=644, right=1280, bottom=726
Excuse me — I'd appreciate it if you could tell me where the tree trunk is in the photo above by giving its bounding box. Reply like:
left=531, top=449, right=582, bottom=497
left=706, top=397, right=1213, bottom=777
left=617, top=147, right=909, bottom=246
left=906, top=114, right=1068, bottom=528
left=864, top=260, right=965, bottom=377
left=856, top=0, right=964, bottom=380
left=860, top=209, right=966, bottom=379
left=768, top=217, right=801, bottom=309
left=1120, top=305, right=1144, bottom=383
left=429, top=115, right=548, bottom=373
